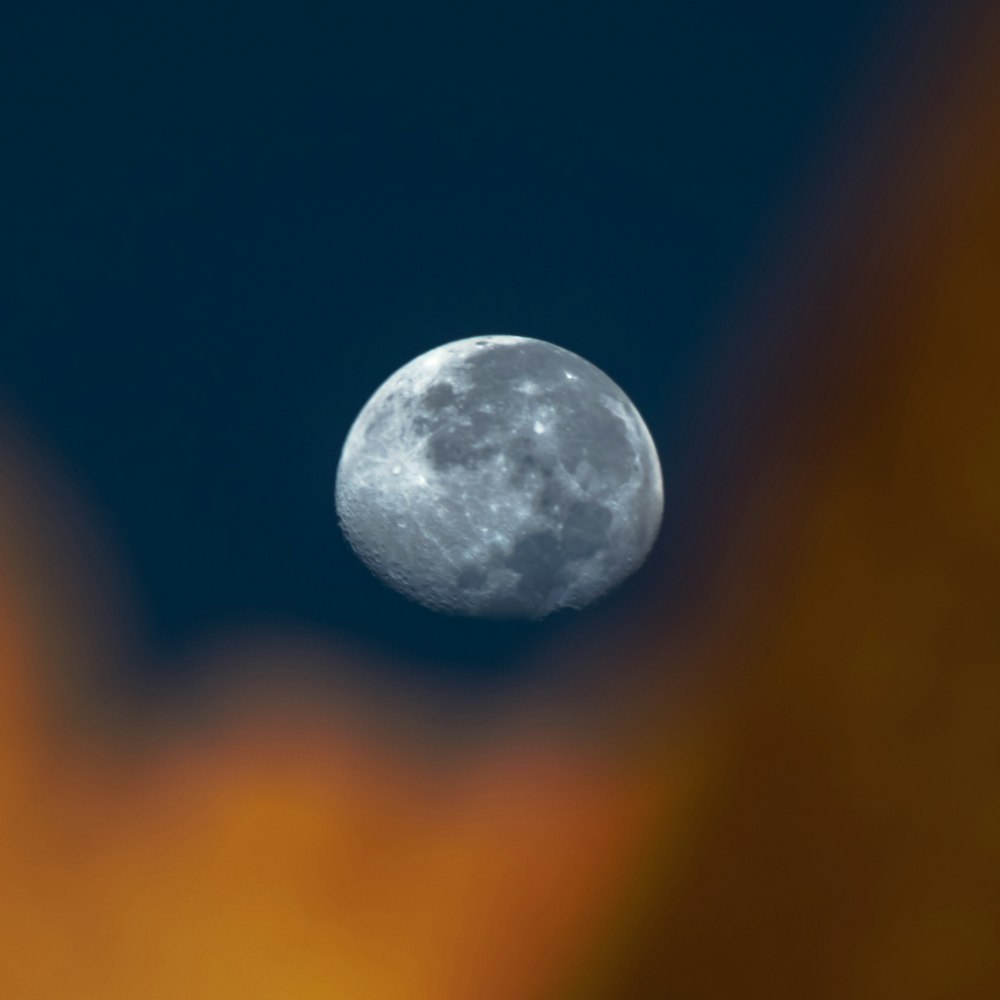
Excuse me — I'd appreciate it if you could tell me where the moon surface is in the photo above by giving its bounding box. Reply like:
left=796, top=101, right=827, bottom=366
left=335, top=335, right=663, bottom=619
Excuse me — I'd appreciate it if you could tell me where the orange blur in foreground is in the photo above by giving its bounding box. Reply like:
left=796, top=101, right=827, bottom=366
left=0, top=467, right=682, bottom=1000
left=3, top=7, right=1000, bottom=998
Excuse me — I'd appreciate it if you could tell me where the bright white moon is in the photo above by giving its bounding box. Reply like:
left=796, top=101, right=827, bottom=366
left=335, top=335, right=663, bottom=618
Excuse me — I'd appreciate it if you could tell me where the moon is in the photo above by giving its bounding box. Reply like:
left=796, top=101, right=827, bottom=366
left=335, top=335, right=663, bottom=619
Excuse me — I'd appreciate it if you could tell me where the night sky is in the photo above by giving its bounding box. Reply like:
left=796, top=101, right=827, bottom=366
left=4, top=3, right=894, bottom=681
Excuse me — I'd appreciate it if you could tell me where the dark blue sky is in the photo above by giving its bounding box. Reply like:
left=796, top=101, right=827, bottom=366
left=4, top=3, right=896, bottom=680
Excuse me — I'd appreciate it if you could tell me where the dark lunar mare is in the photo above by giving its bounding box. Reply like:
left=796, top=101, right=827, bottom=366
left=417, top=341, right=644, bottom=617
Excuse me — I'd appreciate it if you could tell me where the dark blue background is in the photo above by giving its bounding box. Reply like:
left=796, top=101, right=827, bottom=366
left=3, top=3, right=893, bottom=679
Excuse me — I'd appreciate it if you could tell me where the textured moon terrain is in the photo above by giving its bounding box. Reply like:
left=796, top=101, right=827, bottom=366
left=335, top=335, right=663, bottom=618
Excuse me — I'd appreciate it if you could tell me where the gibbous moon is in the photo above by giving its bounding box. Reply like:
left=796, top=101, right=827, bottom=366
left=335, top=335, right=663, bottom=618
